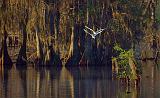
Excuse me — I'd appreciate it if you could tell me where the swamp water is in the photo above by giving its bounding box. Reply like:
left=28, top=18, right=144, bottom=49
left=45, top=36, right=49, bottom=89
left=0, top=61, right=160, bottom=98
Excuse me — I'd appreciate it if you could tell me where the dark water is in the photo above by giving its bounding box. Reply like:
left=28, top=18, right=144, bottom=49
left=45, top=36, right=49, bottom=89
left=0, top=61, right=160, bottom=98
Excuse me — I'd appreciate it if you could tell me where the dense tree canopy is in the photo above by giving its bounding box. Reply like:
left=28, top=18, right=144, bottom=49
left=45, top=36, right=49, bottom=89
left=0, top=0, right=159, bottom=70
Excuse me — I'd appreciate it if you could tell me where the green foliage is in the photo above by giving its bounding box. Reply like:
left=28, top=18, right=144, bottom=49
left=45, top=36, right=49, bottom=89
left=112, top=43, right=134, bottom=78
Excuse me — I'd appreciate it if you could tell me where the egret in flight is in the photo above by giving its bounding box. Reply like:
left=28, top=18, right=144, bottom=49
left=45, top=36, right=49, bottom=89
left=83, top=26, right=106, bottom=39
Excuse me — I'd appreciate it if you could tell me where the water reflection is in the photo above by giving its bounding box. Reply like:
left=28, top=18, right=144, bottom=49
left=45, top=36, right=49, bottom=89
left=140, top=61, right=160, bottom=98
left=0, top=63, right=160, bottom=98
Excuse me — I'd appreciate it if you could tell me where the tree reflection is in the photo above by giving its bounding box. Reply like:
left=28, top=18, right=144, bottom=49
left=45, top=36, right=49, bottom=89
left=3, top=70, right=9, bottom=98
left=17, top=66, right=27, bottom=98
left=0, top=63, right=160, bottom=98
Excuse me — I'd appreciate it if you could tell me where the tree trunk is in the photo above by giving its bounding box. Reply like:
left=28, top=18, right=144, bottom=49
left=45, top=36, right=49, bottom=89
left=0, top=27, right=13, bottom=70
left=35, top=30, right=44, bottom=66
left=54, top=10, right=60, bottom=53
left=44, top=6, right=62, bottom=67
left=45, top=45, right=62, bottom=67
left=16, top=23, right=27, bottom=68
left=65, top=23, right=81, bottom=67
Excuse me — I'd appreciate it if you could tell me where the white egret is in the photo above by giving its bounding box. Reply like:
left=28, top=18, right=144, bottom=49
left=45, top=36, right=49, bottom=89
left=83, top=26, right=106, bottom=39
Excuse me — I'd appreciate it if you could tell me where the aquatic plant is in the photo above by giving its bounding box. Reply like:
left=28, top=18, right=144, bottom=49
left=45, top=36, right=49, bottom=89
left=112, top=43, right=137, bottom=79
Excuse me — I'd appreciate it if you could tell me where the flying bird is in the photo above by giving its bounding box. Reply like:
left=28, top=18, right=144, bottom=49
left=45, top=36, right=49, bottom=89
left=83, top=26, right=106, bottom=39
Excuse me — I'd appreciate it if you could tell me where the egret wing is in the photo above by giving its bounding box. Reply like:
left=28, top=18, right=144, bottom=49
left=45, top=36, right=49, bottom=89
left=85, top=26, right=95, bottom=33
left=95, top=29, right=105, bottom=35
left=84, top=29, right=93, bottom=36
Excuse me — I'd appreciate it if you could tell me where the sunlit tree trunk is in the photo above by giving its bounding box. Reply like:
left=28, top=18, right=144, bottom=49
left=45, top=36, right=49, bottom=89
left=35, top=30, right=44, bottom=66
